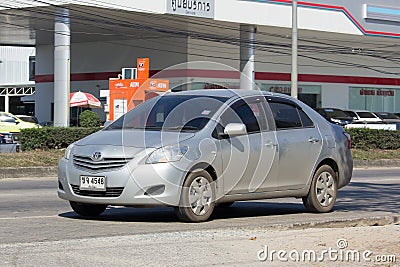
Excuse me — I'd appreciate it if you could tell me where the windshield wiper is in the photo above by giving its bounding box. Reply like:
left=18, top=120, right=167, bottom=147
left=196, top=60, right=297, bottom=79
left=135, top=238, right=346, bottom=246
left=129, top=126, right=162, bottom=130
left=162, top=126, right=199, bottom=131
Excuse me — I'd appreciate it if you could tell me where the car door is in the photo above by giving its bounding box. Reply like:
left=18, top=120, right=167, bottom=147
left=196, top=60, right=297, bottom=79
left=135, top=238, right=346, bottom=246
left=216, top=97, right=278, bottom=194
left=0, top=114, right=20, bottom=133
left=267, top=97, right=322, bottom=190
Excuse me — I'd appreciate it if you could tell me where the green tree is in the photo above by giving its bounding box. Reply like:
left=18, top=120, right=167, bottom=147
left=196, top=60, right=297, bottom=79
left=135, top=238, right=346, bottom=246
left=79, top=110, right=102, bottom=128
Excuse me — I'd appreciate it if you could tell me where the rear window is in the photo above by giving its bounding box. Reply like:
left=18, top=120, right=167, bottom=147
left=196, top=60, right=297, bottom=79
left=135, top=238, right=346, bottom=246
left=268, top=101, right=314, bottom=129
left=377, top=113, right=399, bottom=119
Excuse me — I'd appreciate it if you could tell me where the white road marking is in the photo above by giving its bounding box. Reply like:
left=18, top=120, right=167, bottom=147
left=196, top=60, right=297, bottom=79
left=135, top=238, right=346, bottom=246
left=0, top=215, right=58, bottom=220
left=351, top=178, right=400, bottom=182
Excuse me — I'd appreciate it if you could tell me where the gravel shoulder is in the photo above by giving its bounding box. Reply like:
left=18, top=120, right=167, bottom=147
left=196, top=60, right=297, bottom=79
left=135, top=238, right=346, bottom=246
left=0, top=224, right=398, bottom=266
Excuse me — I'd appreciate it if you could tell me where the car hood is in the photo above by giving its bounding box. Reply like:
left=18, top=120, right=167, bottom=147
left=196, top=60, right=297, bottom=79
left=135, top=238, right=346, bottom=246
left=76, top=129, right=196, bottom=148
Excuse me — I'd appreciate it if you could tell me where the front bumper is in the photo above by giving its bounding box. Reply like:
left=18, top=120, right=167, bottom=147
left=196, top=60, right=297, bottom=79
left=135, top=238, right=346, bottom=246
left=58, top=157, right=186, bottom=207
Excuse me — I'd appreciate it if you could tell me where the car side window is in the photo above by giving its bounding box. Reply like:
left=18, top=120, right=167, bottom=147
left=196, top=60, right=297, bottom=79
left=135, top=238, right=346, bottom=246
left=299, top=109, right=314, bottom=127
left=219, top=98, right=268, bottom=134
left=0, top=115, right=16, bottom=123
left=268, top=101, right=314, bottom=130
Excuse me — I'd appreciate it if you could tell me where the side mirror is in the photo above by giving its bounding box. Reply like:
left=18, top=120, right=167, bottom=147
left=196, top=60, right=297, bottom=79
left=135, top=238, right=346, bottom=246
left=103, top=120, right=114, bottom=128
left=224, top=123, right=247, bottom=136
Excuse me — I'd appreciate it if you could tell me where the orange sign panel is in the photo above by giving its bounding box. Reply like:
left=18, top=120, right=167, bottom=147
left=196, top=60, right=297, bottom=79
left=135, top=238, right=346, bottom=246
left=109, top=79, right=169, bottom=120
left=137, top=58, right=149, bottom=79
left=127, top=79, right=169, bottom=111
left=108, top=58, right=168, bottom=120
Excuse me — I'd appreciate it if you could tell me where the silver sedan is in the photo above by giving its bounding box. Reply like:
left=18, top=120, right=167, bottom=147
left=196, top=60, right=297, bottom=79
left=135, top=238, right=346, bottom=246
left=58, top=89, right=353, bottom=222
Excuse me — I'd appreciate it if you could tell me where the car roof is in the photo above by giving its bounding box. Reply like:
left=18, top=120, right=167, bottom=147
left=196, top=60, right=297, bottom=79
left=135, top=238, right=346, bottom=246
left=316, top=107, right=345, bottom=111
left=344, top=109, right=372, bottom=112
left=170, top=89, right=278, bottom=99
left=16, top=115, right=34, bottom=118
left=375, top=112, right=395, bottom=114
left=0, top=112, right=14, bottom=116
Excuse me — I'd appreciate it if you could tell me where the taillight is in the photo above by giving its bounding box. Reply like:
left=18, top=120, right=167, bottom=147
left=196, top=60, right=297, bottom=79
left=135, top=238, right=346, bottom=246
left=343, top=132, right=351, bottom=149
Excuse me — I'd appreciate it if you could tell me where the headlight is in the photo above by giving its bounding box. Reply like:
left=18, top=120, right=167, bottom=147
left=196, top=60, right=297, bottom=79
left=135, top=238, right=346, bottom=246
left=146, top=145, right=188, bottom=164
left=64, top=143, right=75, bottom=160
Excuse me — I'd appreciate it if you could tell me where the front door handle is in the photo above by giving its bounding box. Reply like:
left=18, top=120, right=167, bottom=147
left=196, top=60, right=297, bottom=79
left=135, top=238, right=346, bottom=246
left=308, top=137, right=320, bottom=144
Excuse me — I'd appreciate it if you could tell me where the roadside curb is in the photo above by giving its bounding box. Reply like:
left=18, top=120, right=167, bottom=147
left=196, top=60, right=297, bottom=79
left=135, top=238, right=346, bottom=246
left=353, top=159, right=400, bottom=168
left=0, top=160, right=399, bottom=179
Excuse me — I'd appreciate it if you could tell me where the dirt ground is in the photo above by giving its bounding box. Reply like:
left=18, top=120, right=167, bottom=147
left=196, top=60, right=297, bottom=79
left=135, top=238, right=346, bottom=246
left=1, top=224, right=399, bottom=266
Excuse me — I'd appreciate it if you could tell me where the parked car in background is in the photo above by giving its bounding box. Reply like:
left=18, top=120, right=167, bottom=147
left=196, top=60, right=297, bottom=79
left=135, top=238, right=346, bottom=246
left=0, top=112, right=41, bottom=135
left=16, top=115, right=39, bottom=124
left=58, top=89, right=353, bottom=222
left=344, top=110, right=383, bottom=123
left=0, top=132, right=16, bottom=144
left=373, top=112, right=400, bottom=130
left=314, top=108, right=353, bottom=126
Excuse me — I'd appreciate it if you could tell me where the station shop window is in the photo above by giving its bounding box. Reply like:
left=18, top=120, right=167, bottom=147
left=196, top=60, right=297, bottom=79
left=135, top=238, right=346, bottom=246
left=29, top=56, right=36, bottom=81
left=261, top=84, right=321, bottom=108
left=349, top=87, right=399, bottom=112
left=171, top=81, right=236, bottom=92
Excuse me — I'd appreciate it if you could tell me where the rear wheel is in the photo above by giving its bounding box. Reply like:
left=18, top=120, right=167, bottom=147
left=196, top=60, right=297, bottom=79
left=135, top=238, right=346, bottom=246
left=70, top=201, right=107, bottom=217
left=175, top=170, right=215, bottom=222
left=303, top=165, right=337, bottom=213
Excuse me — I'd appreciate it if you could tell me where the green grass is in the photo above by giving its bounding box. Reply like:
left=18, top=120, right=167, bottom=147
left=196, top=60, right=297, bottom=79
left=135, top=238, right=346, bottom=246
left=0, top=148, right=399, bottom=168
left=0, top=149, right=65, bottom=168
left=351, top=149, right=400, bottom=161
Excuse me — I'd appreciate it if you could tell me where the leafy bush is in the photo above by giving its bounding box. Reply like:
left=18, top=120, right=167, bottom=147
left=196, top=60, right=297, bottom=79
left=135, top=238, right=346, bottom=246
left=20, top=127, right=101, bottom=150
left=79, top=110, right=102, bottom=128
left=346, top=128, right=400, bottom=150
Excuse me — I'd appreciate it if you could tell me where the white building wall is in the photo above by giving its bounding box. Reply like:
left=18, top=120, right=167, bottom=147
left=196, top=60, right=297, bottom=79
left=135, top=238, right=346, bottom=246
left=35, top=45, right=54, bottom=122
left=0, top=46, right=35, bottom=86
left=321, top=84, right=349, bottom=109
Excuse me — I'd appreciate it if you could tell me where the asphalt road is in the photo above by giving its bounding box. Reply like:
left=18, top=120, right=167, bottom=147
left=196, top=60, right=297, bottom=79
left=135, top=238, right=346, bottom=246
left=0, top=168, right=398, bottom=245
left=0, top=168, right=399, bottom=266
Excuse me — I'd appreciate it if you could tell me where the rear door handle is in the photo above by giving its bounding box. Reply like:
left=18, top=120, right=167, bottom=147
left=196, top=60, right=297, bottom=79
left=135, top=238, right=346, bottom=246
left=265, top=141, right=278, bottom=148
left=308, top=137, right=320, bottom=144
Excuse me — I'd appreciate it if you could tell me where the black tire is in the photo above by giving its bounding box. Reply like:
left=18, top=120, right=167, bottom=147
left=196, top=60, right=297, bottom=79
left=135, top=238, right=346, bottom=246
left=70, top=201, right=107, bottom=217
left=303, top=165, right=337, bottom=213
left=218, top=201, right=235, bottom=208
left=175, top=170, right=215, bottom=222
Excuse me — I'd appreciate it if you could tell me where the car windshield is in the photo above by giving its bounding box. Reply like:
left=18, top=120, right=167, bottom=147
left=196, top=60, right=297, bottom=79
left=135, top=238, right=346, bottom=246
left=344, top=111, right=356, bottom=117
left=377, top=113, right=399, bottom=119
left=357, top=112, right=376, bottom=119
left=105, top=94, right=228, bottom=131
left=18, top=116, right=39, bottom=124
left=323, top=109, right=349, bottom=118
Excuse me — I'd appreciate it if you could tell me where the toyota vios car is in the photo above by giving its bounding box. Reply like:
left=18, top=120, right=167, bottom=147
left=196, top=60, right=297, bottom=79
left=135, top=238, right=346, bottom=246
left=58, top=89, right=353, bottom=222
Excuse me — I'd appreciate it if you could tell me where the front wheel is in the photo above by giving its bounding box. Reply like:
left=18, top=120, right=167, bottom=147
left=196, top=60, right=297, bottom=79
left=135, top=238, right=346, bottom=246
left=303, top=165, right=337, bottom=213
left=175, top=170, right=215, bottom=222
left=70, top=201, right=107, bottom=217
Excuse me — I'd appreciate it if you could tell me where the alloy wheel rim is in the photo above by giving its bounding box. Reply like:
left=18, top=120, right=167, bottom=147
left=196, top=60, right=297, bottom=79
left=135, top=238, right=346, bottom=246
left=188, top=176, right=212, bottom=216
left=315, top=171, right=335, bottom=207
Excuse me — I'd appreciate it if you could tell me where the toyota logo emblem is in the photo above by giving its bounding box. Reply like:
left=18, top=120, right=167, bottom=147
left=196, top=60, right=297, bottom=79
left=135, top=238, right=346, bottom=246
left=91, top=152, right=103, bottom=161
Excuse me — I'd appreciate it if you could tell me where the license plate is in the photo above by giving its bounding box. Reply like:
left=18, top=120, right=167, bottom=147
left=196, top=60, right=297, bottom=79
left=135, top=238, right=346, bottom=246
left=80, top=176, right=106, bottom=191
